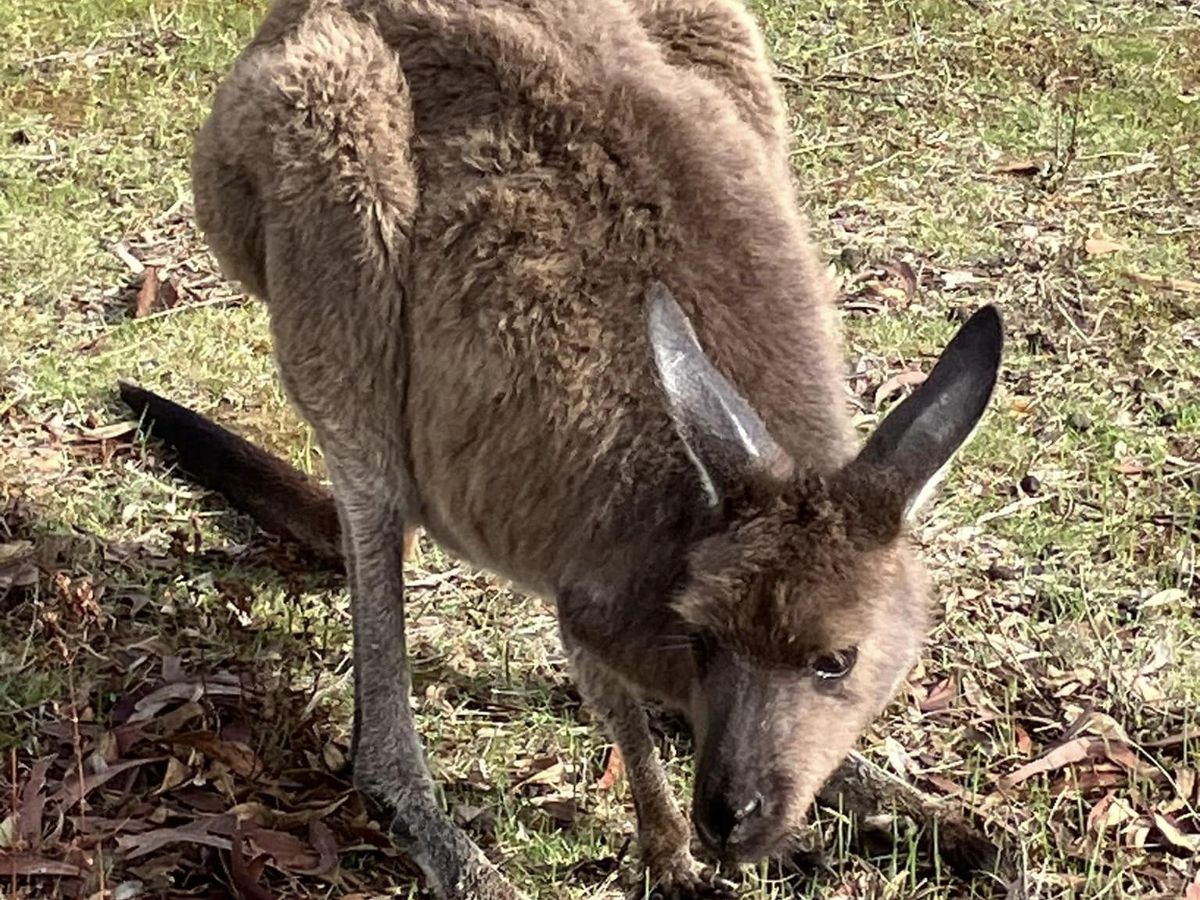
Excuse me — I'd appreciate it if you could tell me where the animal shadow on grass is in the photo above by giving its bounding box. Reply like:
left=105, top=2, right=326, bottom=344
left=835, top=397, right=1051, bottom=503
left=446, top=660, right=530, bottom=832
left=0, top=471, right=1008, bottom=898
left=0, top=496, right=419, bottom=896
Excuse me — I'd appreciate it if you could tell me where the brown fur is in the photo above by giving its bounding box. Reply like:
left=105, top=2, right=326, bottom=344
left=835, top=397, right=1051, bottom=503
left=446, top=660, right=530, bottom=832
left=679, top=472, right=910, bottom=665
left=177, top=2, right=1003, bottom=897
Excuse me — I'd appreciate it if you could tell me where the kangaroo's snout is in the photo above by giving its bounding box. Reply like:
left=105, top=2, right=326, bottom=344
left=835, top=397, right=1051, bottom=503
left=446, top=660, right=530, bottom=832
left=694, top=784, right=771, bottom=859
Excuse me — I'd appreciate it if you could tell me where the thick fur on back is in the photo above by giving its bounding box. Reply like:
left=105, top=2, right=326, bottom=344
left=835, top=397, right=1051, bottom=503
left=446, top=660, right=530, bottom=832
left=193, top=0, right=852, bottom=611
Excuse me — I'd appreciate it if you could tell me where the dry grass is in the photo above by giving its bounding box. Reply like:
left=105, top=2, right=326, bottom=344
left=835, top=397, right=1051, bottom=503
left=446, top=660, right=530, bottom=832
left=1, top=0, right=1197, bottom=897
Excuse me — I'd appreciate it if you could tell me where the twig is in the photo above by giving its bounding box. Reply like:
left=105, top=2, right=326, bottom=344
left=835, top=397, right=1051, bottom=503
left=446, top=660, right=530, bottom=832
left=1041, top=96, right=1080, bottom=193
left=826, top=35, right=905, bottom=65
left=1049, top=294, right=1091, bottom=343
left=789, top=137, right=865, bottom=157
left=110, top=241, right=145, bottom=276
left=817, top=68, right=917, bottom=84
left=819, top=750, right=1010, bottom=878
left=1122, top=270, right=1200, bottom=295
left=1073, top=160, right=1158, bottom=184
left=7, top=41, right=111, bottom=73
left=128, top=295, right=244, bottom=324
left=974, top=494, right=1053, bottom=526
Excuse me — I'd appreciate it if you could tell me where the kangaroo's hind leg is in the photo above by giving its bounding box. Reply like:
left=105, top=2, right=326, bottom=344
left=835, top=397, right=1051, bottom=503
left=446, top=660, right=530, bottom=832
left=330, top=470, right=520, bottom=899
left=191, top=6, right=522, bottom=898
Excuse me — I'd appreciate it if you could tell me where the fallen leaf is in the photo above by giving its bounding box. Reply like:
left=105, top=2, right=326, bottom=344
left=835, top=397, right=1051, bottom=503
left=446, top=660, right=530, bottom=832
left=991, top=159, right=1041, bottom=176
left=919, top=676, right=956, bottom=713
left=1014, top=724, right=1033, bottom=756
left=924, top=774, right=965, bottom=797
left=884, top=259, right=918, bottom=297
left=118, top=814, right=236, bottom=859
left=135, top=267, right=160, bottom=318
left=127, top=680, right=241, bottom=723
left=0, top=852, right=84, bottom=877
left=254, top=798, right=347, bottom=831
left=121, top=700, right=205, bottom=755
left=998, top=737, right=1137, bottom=790
left=513, top=755, right=565, bottom=791
left=941, top=270, right=984, bottom=290
left=1082, top=712, right=1132, bottom=743
left=245, top=827, right=320, bottom=871
left=1085, top=237, right=1129, bottom=257
left=1176, top=768, right=1196, bottom=804
left=1124, top=820, right=1151, bottom=850
left=158, top=276, right=179, bottom=309
left=51, top=757, right=161, bottom=810
left=1086, top=792, right=1116, bottom=833
left=294, top=821, right=338, bottom=877
left=73, top=421, right=137, bottom=442
left=1089, top=793, right=1136, bottom=833
left=171, top=731, right=262, bottom=778
left=230, top=825, right=274, bottom=900
left=1113, top=458, right=1146, bottom=476
left=1062, top=766, right=1127, bottom=794
left=1144, top=588, right=1187, bottom=610
left=156, top=757, right=190, bottom=795
left=1132, top=675, right=1166, bottom=703
left=1152, top=812, right=1200, bottom=853
left=0, top=816, right=14, bottom=850
left=534, top=796, right=579, bottom=828
left=321, top=742, right=345, bottom=772
left=596, top=746, right=624, bottom=791
left=883, top=737, right=910, bottom=778
left=0, top=541, right=38, bottom=594
left=17, top=756, right=53, bottom=847
left=874, top=370, right=926, bottom=408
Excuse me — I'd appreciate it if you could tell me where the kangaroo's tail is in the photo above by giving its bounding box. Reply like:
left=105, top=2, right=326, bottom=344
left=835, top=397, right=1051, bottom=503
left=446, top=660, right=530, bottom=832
left=119, top=381, right=344, bottom=568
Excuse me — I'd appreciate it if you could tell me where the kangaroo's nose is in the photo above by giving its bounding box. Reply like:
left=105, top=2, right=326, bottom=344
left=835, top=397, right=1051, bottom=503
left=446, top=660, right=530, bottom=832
left=696, top=790, right=765, bottom=852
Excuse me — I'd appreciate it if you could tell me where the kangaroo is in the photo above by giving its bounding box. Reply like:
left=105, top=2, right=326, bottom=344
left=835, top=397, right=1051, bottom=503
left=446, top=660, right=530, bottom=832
left=148, top=0, right=1004, bottom=897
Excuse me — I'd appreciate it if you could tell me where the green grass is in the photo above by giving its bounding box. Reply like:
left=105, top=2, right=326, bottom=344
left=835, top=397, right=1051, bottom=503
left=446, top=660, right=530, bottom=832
left=1, top=0, right=1198, bottom=897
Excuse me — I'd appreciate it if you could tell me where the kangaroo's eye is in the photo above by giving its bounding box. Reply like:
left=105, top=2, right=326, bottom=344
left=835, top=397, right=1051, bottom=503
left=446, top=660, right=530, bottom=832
left=812, top=647, right=858, bottom=681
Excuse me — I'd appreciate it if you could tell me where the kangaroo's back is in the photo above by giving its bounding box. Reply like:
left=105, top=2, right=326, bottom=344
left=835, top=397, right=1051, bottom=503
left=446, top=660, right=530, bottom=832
left=192, top=0, right=851, bottom=595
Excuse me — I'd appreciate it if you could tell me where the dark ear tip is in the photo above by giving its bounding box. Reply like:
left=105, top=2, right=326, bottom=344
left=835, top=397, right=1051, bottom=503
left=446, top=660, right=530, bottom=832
left=950, top=304, right=1005, bottom=376
left=964, top=303, right=1004, bottom=349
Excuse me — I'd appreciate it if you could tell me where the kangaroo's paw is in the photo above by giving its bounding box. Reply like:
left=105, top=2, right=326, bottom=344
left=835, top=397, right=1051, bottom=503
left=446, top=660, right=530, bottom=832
left=389, top=805, right=527, bottom=900
left=631, top=849, right=739, bottom=900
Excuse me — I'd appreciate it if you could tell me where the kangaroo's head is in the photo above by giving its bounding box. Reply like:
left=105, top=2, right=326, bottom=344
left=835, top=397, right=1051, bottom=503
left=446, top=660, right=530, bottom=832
left=646, top=284, right=1003, bottom=862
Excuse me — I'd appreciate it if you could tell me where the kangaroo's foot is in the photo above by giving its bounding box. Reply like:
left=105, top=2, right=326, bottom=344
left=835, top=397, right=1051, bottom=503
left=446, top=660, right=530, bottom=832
left=633, top=844, right=738, bottom=900
left=385, top=797, right=526, bottom=900
left=634, top=811, right=737, bottom=899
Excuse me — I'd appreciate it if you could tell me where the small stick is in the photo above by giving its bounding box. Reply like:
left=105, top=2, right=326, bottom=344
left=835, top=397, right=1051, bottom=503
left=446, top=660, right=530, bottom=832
left=127, top=294, right=243, bottom=323
left=817, top=751, right=1010, bottom=879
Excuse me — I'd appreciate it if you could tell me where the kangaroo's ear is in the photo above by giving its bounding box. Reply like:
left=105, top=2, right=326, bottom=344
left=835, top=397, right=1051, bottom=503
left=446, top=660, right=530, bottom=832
left=646, top=282, right=794, bottom=506
left=854, top=305, right=1004, bottom=518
